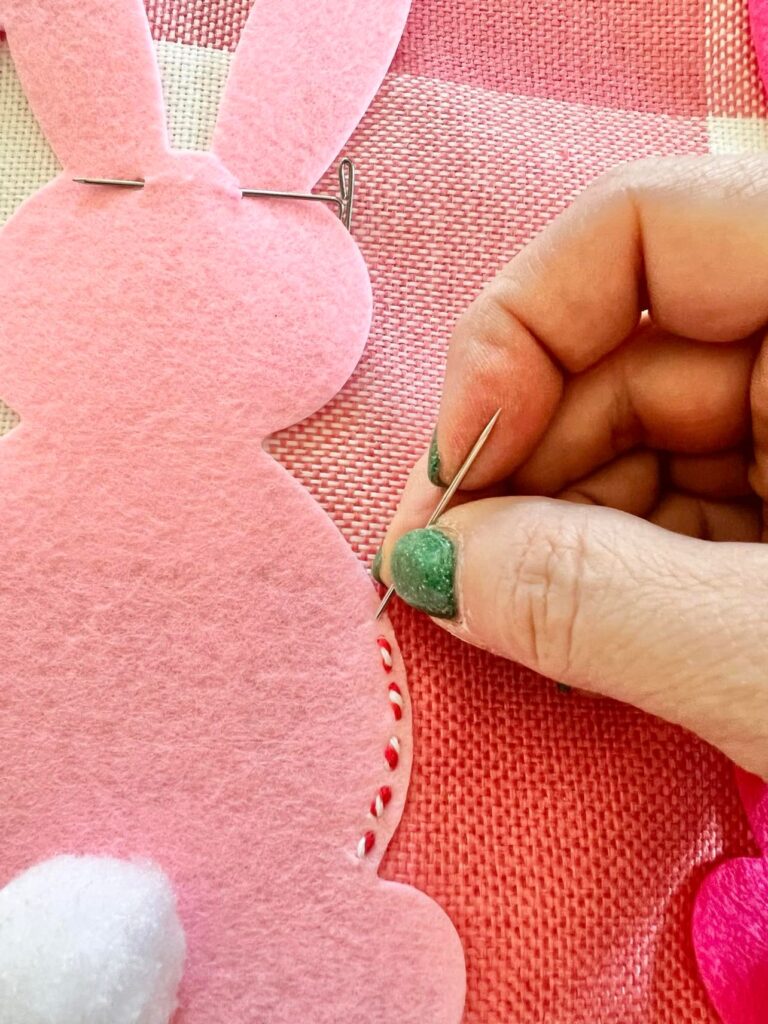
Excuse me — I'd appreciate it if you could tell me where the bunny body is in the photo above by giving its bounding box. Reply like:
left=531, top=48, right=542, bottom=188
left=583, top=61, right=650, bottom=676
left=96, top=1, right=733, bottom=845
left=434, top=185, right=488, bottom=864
left=0, top=2, right=465, bottom=1021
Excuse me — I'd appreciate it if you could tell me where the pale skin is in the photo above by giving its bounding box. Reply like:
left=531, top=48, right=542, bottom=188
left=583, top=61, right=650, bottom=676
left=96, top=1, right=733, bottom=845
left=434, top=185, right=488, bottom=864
left=378, top=156, right=768, bottom=779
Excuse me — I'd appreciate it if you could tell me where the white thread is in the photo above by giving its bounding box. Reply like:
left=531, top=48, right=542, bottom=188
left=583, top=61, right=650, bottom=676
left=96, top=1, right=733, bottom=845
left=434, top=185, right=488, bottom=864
left=379, top=646, right=393, bottom=669
left=388, top=689, right=404, bottom=713
left=372, top=794, right=385, bottom=818
left=356, top=836, right=369, bottom=858
left=388, top=736, right=400, bottom=755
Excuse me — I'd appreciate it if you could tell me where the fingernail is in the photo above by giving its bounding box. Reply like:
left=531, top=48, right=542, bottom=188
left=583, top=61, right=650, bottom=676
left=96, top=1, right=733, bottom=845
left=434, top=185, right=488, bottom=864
left=427, top=430, right=445, bottom=487
left=370, top=546, right=383, bottom=583
left=391, top=527, right=456, bottom=619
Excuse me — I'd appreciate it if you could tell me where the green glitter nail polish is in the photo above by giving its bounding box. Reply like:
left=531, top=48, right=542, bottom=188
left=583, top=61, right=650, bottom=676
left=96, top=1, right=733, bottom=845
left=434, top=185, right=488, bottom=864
left=556, top=682, right=573, bottom=694
left=427, top=430, right=444, bottom=487
left=391, top=527, right=456, bottom=619
left=371, top=546, right=383, bottom=584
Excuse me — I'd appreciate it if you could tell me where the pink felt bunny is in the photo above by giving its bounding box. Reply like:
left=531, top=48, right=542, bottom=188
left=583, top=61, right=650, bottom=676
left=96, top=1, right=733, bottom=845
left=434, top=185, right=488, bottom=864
left=0, top=1, right=465, bottom=1020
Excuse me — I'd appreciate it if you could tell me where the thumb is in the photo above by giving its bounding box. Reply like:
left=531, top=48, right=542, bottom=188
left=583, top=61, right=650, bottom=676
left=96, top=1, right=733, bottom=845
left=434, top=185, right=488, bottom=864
left=388, top=497, right=768, bottom=776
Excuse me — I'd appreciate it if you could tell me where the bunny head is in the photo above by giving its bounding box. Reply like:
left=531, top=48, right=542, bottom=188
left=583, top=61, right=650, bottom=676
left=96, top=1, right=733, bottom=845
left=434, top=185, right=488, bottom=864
left=0, top=0, right=411, bottom=436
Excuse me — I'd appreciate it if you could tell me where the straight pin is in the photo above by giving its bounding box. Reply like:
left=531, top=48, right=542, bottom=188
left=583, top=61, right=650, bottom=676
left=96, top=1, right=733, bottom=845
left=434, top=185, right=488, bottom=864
left=375, top=408, right=502, bottom=620
left=242, top=157, right=356, bottom=229
left=74, top=158, right=357, bottom=230
left=73, top=177, right=145, bottom=188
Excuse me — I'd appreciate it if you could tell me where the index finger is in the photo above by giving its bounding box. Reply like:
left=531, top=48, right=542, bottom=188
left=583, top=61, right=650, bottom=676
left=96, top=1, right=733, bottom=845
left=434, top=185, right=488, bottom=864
left=435, top=155, right=768, bottom=488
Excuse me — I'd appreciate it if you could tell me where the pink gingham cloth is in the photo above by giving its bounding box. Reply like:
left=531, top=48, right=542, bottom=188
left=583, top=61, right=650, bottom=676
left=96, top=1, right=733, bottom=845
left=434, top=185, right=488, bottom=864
left=150, top=1, right=768, bottom=1020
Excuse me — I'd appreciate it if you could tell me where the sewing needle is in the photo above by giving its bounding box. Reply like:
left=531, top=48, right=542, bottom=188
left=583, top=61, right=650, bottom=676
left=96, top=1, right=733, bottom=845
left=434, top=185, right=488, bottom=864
left=375, top=408, right=502, bottom=620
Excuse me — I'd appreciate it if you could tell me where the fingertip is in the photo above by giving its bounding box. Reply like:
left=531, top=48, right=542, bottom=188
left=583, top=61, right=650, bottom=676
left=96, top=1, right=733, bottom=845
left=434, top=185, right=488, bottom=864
left=390, top=527, right=457, bottom=619
left=437, top=294, right=563, bottom=487
left=376, top=452, right=444, bottom=585
left=427, top=430, right=445, bottom=487
left=370, top=546, right=383, bottom=584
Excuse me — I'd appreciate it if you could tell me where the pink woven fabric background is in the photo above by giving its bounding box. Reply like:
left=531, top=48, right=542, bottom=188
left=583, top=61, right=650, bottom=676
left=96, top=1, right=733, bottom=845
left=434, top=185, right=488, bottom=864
left=142, top=1, right=762, bottom=1020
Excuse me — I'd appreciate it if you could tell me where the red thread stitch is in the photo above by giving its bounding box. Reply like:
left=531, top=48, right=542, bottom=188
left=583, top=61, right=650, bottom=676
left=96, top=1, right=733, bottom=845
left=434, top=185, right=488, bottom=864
left=357, top=635, right=403, bottom=856
left=384, top=736, right=400, bottom=770
left=356, top=830, right=376, bottom=858
left=388, top=681, right=403, bottom=720
left=371, top=785, right=392, bottom=818
left=376, top=636, right=394, bottom=672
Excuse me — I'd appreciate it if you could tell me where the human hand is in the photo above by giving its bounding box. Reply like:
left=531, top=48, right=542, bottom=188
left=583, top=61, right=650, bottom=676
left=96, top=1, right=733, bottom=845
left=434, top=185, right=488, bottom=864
left=377, top=156, right=768, bottom=777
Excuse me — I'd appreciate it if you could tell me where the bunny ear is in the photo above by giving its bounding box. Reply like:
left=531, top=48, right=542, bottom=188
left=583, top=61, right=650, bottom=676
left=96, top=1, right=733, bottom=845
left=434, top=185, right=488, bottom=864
left=1, top=0, right=168, bottom=176
left=212, top=0, right=412, bottom=189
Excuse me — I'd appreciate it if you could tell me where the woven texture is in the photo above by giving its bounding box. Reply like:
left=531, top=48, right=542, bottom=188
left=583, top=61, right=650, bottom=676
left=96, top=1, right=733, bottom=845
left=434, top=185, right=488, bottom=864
left=2, top=0, right=767, bottom=1021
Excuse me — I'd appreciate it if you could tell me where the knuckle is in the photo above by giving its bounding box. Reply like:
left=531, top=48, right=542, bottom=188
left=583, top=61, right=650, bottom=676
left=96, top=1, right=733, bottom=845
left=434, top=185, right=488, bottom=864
left=583, top=157, right=663, bottom=200
left=453, top=282, right=519, bottom=353
left=589, top=154, right=768, bottom=208
left=449, top=286, right=524, bottom=387
left=500, top=512, right=593, bottom=680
